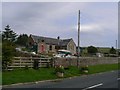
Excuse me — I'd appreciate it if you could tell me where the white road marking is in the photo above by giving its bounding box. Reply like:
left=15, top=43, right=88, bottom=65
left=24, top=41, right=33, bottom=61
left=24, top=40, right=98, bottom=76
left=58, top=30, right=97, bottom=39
left=117, top=78, right=120, bottom=80
left=82, top=83, right=103, bottom=90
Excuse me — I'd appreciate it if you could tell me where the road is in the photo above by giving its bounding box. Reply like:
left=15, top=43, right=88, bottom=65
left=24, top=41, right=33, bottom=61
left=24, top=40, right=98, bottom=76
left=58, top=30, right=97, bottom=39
left=3, top=70, right=120, bottom=89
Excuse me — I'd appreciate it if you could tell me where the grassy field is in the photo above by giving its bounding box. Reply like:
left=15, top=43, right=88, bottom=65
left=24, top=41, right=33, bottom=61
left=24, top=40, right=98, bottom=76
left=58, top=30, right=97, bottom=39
left=81, top=47, right=111, bottom=56
left=2, top=63, right=119, bottom=85
left=98, top=47, right=110, bottom=53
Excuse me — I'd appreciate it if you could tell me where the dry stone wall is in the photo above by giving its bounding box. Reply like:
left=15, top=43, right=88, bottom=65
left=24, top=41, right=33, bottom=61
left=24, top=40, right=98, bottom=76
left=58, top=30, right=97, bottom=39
left=54, top=57, right=118, bottom=67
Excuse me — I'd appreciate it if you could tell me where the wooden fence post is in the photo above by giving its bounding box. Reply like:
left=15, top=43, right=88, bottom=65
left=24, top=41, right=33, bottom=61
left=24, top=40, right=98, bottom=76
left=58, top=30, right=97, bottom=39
left=46, top=58, right=49, bottom=68
left=53, top=58, right=56, bottom=68
left=39, top=58, right=41, bottom=68
left=31, top=56, right=32, bottom=68
left=20, top=57, right=21, bottom=69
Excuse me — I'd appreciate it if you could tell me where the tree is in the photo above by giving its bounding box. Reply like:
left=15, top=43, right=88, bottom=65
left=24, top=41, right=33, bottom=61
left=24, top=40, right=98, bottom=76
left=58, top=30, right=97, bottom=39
left=16, top=34, right=29, bottom=47
left=109, top=47, right=116, bottom=54
left=2, top=25, right=17, bottom=69
left=2, top=25, right=17, bottom=42
left=2, top=41, right=15, bottom=69
left=87, top=46, right=98, bottom=54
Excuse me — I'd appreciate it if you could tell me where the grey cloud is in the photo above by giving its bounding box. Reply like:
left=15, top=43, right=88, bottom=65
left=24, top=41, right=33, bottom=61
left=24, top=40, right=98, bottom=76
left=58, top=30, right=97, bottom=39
left=2, top=2, right=118, bottom=47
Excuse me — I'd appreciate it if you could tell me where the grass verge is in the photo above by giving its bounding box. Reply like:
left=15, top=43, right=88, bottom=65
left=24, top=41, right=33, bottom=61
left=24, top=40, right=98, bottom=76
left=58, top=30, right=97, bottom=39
left=88, top=64, right=119, bottom=74
left=2, top=63, right=119, bottom=85
left=2, top=68, right=57, bottom=85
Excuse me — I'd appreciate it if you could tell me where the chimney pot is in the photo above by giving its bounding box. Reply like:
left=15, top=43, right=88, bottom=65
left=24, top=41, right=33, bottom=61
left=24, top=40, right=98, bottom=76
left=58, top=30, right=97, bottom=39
left=57, top=36, right=60, bottom=40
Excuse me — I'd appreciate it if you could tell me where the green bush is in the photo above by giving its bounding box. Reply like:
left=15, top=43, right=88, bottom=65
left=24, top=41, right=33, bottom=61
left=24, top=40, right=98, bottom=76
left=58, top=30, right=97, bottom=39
left=80, top=65, right=89, bottom=74
left=33, top=60, right=39, bottom=70
left=46, top=62, right=50, bottom=68
left=2, top=41, right=15, bottom=70
left=24, top=65, right=29, bottom=70
left=55, top=65, right=64, bottom=73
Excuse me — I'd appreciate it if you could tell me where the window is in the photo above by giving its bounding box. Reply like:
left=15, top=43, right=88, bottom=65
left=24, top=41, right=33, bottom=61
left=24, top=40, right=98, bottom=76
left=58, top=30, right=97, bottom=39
left=55, top=46, right=60, bottom=50
left=49, top=45, right=52, bottom=50
left=29, top=42, right=32, bottom=45
left=55, top=46, right=57, bottom=49
left=41, top=40, right=44, bottom=42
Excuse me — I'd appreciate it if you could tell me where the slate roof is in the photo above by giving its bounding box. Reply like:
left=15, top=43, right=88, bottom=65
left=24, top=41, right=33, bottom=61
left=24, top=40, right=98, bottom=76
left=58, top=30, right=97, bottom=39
left=30, top=34, right=72, bottom=46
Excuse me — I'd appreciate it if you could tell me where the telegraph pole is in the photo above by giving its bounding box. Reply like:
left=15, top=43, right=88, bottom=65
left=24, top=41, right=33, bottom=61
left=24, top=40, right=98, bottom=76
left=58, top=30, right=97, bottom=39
left=116, top=40, right=118, bottom=56
left=116, top=40, right=117, bottom=50
left=77, top=10, right=80, bottom=68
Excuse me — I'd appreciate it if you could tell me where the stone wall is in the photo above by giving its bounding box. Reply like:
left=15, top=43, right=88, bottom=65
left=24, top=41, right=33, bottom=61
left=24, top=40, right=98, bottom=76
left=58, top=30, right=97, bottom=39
left=54, top=57, right=118, bottom=67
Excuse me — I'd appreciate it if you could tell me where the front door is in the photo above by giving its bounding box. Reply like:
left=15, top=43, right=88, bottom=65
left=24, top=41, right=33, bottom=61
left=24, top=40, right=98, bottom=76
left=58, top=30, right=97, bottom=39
left=40, top=44, right=45, bottom=53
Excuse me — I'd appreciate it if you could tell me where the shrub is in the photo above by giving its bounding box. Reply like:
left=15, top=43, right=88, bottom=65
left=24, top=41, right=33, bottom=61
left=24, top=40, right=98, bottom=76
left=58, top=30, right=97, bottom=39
left=33, top=60, right=39, bottom=70
left=109, top=47, right=116, bottom=54
left=87, top=46, right=98, bottom=54
left=46, top=62, right=50, bottom=68
left=80, top=65, right=89, bottom=74
left=24, top=65, right=29, bottom=70
left=55, top=65, right=64, bottom=73
left=2, top=41, right=15, bottom=70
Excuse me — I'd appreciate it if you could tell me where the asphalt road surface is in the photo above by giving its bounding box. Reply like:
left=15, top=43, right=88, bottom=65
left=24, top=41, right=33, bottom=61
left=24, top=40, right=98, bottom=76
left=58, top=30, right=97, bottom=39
left=3, top=70, right=120, bottom=89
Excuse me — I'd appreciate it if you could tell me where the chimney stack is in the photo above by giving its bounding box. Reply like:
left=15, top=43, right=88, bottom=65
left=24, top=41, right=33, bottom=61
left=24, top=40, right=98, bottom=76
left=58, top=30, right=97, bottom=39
left=57, top=36, right=60, bottom=40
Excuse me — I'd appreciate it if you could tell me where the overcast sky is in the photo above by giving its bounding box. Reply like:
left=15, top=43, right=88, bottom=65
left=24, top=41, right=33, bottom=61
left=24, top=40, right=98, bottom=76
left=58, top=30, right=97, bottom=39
left=2, top=2, right=118, bottom=47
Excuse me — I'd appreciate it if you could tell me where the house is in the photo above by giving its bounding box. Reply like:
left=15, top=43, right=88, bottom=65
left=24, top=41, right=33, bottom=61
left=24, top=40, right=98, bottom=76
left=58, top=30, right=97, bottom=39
left=29, top=34, right=76, bottom=55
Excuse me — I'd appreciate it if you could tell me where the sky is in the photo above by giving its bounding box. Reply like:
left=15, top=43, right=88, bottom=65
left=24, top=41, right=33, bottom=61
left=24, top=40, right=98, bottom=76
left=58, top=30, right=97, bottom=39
left=2, top=2, right=118, bottom=48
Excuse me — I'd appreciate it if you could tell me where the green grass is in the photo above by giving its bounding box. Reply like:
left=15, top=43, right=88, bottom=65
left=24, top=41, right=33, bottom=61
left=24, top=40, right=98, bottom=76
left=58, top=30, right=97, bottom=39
left=81, top=47, right=111, bottom=56
left=64, top=66, right=80, bottom=77
left=64, top=64, right=119, bottom=77
left=2, top=63, right=119, bottom=85
left=2, top=68, right=57, bottom=85
left=0, top=71, right=2, bottom=85
left=88, top=64, right=119, bottom=74
left=98, top=47, right=110, bottom=53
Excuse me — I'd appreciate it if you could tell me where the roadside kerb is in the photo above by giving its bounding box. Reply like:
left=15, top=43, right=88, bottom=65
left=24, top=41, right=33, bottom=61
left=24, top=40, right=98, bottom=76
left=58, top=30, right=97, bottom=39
left=2, top=78, right=64, bottom=87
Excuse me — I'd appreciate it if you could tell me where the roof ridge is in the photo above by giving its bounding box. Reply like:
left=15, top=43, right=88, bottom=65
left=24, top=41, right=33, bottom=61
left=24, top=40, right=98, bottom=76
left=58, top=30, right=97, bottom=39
left=62, top=38, right=72, bottom=40
left=31, top=34, right=61, bottom=40
left=31, top=34, right=72, bottom=40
